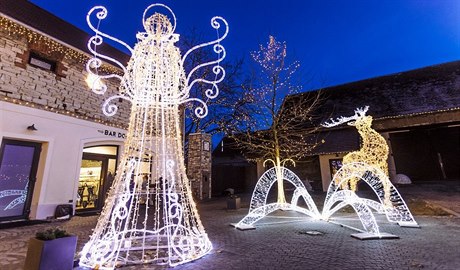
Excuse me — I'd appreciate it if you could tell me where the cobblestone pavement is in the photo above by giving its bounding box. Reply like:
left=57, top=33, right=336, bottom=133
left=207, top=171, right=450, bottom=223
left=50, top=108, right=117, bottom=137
left=1, top=185, right=459, bottom=270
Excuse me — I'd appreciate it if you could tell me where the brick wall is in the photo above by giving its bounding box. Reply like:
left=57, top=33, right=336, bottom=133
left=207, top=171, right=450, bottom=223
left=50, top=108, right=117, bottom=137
left=0, top=24, right=131, bottom=127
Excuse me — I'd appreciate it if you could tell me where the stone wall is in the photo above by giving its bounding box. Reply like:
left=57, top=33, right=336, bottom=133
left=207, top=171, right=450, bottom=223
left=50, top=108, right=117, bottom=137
left=187, top=133, right=212, bottom=200
left=0, top=18, right=131, bottom=127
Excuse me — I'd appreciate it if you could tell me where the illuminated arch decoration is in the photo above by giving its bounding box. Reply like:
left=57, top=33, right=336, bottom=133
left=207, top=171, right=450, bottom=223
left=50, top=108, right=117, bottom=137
left=322, top=189, right=381, bottom=235
left=79, top=4, right=228, bottom=269
left=322, top=162, right=417, bottom=229
left=234, top=166, right=320, bottom=230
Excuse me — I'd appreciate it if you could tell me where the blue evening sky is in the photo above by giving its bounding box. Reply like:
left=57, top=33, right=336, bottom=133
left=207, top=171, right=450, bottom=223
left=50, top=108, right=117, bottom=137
left=29, top=0, right=460, bottom=89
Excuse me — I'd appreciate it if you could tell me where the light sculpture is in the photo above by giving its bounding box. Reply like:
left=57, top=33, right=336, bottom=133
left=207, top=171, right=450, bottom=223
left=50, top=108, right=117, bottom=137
left=321, top=107, right=418, bottom=235
left=323, top=189, right=381, bottom=235
left=322, top=162, right=418, bottom=236
left=234, top=164, right=320, bottom=230
left=322, top=106, right=391, bottom=204
left=234, top=107, right=417, bottom=237
left=80, top=4, right=228, bottom=268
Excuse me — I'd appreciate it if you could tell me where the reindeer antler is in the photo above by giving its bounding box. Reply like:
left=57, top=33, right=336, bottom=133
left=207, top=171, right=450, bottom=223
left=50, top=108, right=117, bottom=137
left=321, top=106, right=369, bottom=128
left=355, top=106, right=369, bottom=117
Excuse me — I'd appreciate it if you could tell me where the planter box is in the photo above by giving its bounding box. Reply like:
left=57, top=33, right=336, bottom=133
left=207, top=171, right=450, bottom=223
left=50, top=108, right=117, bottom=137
left=227, top=197, right=241, bottom=209
left=24, top=235, right=77, bottom=270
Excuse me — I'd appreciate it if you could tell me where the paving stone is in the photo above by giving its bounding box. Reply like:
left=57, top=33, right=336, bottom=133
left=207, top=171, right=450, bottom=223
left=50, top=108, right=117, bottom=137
left=0, top=191, right=459, bottom=269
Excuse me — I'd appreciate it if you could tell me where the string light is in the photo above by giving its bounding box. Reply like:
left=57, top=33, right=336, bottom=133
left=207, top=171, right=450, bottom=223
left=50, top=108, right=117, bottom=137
left=0, top=15, right=127, bottom=129
left=324, top=189, right=381, bottom=235
left=0, top=16, right=122, bottom=75
left=235, top=166, right=320, bottom=229
left=321, top=107, right=418, bottom=232
left=322, top=106, right=391, bottom=203
left=79, top=4, right=228, bottom=269
left=224, top=36, right=323, bottom=207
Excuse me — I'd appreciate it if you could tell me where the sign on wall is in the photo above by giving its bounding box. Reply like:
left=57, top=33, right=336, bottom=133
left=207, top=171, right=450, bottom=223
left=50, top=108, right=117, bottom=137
left=97, top=129, right=126, bottom=139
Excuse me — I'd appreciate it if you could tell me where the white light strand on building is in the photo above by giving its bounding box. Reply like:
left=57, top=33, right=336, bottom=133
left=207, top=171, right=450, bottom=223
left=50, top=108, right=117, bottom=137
left=79, top=4, right=228, bottom=269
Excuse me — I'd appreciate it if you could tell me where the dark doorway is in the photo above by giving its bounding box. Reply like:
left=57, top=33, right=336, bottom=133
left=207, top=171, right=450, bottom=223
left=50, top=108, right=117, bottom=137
left=212, top=164, right=254, bottom=195
left=0, top=139, right=41, bottom=222
left=390, top=126, right=460, bottom=182
left=202, top=173, right=210, bottom=199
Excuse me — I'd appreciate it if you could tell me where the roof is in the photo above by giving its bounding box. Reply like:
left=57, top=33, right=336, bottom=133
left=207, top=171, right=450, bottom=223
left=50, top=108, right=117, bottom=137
left=0, top=0, right=129, bottom=64
left=286, top=60, right=460, bottom=123
left=283, top=60, right=460, bottom=155
left=212, top=137, right=254, bottom=166
left=313, top=128, right=359, bottom=155
left=216, top=61, right=460, bottom=158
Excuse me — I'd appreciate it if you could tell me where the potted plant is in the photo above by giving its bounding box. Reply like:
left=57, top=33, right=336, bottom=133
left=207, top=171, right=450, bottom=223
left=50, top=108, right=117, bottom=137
left=24, top=228, right=77, bottom=270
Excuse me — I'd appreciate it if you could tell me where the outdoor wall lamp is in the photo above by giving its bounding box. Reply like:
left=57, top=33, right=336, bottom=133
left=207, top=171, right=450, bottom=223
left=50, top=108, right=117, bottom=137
left=27, top=124, right=38, bottom=131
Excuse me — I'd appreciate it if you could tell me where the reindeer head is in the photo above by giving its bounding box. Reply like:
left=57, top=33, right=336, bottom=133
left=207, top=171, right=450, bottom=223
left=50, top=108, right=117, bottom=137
left=321, top=106, right=371, bottom=128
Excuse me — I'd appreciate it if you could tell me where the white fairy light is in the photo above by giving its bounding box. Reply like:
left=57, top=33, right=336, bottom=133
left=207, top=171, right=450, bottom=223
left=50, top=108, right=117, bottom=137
left=322, top=106, right=392, bottom=205
left=322, top=162, right=417, bottom=226
left=235, top=166, right=320, bottom=229
left=321, top=107, right=418, bottom=234
left=323, top=189, right=381, bottom=235
left=235, top=107, right=417, bottom=235
left=80, top=4, right=228, bottom=269
left=84, top=73, right=104, bottom=92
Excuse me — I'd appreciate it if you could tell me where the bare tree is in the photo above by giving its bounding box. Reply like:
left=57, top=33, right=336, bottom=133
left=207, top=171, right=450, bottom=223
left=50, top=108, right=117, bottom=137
left=223, top=36, right=323, bottom=203
left=179, top=29, right=246, bottom=140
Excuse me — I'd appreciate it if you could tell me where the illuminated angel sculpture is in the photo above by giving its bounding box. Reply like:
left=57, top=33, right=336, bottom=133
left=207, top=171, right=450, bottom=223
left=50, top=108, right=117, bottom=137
left=321, top=106, right=417, bottom=237
left=79, top=4, right=228, bottom=268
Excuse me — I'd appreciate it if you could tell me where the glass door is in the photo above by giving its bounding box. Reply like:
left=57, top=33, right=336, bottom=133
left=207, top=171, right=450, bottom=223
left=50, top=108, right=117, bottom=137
left=76, top=146, right=118, bottom=213
left=77, top=156, right=105, bottom=211
left=0, top=139, right=41, bottom=221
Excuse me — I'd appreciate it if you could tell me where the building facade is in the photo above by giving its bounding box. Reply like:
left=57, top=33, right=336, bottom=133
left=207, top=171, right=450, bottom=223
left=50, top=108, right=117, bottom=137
left=214, top=61, right=460, bottom=193
left=0, top=1, right=130, bottom=222
left=309, top=61, right=460, bottom=190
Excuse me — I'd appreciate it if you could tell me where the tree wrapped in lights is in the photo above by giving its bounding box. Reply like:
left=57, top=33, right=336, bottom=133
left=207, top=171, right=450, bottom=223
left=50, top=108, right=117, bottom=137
left=227, top=36, right=322, bottom=229
left=79, top=4, right=228, bottom=268
left=225, top=36, right=322, bottom=201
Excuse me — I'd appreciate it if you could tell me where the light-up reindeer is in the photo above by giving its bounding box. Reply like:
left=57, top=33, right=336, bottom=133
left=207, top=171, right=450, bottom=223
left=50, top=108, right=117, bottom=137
left=322, top=106, right=391, bottom=204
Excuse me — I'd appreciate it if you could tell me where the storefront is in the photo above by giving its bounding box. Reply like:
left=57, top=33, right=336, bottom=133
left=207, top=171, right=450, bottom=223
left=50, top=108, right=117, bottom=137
left=76, top=145, right=118, bottom=213
left=0, top=101, right=126, bottom=222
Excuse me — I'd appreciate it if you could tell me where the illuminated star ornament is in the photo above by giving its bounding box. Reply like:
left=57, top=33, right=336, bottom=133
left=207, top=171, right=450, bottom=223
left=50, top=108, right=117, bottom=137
left=80, top=4, right=228, bottom=269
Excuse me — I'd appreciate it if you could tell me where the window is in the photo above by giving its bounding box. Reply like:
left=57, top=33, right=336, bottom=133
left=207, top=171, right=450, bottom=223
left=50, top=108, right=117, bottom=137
left=203, top=141, right=210, bottom=151
left=329, top=158, right=343, bottom=180
left=28, top=52, right=56, bottom=72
